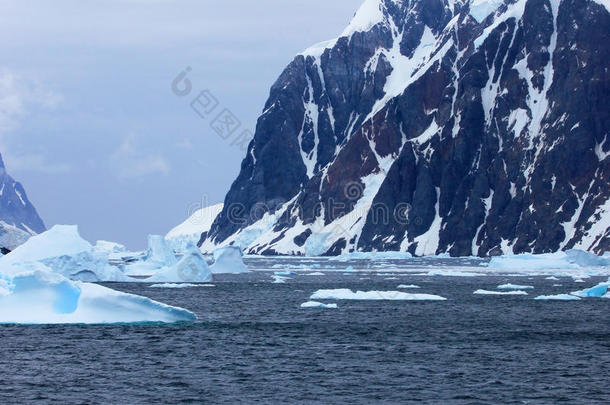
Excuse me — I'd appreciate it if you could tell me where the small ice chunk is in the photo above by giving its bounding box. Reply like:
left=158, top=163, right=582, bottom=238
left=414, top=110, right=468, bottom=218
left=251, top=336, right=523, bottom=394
left=210, top=246, right=248, bottom=274
left=272, top=275, right=289, bottom=284
left=497, top=284, right=534, bottom=290
left=305, top=272, right=325, bottom=276
left=427, top=270, right=481, bottom=277
left=397, top=284, right=421, bottom=289
left=310, top=289, right=446, bottom=301
left=535, top=294, right=581, bottom=301
left=473, top=289, right=528, bottom=296
left=300, top=301, right=338, bottom=309
left=545, top=276, right=559, bottom=280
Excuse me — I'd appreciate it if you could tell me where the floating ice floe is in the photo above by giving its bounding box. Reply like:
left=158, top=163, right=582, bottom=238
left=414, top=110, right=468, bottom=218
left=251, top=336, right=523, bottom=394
left=0, top=225, right=130, bottom=282
left=397, top=284, right=421, bottom=289
left=488, top=250, right=610, bottom=271
left=300, top=301, right=338, bottom=309
left=545, top=276, right=560, bottom=280
left=304, top=272, right=325, bottom=276
left=427, top=270, right=481, bottom=277
left=497, top=284, right=534, bottom=290
left=310, top=289, right=446, bottom=301
left=272, top=275, right=290, bottom=283
left=534, top=294, right=581, bottom=301
left=145, top=243, right=212, bottom=283
left=473, top=289, right=528, bottom=296
left=150, top=283, right=214, bottom=289
left=0, top=263, right=195, bottom=324
left=210, top=246, right=248, bottom=274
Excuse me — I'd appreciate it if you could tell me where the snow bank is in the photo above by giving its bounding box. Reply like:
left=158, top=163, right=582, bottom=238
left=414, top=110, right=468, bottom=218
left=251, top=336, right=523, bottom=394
left=497, top=284, right=534, bottom=290
left=473, top=289, right=528, bottom=296
left=165, top=203, right=223, bottom=252
left=469, top=0, right=503, bottom=23
left=145, top=244, right=212, bottom=283
left=0, top=225, right=130, bottom=282
left=0, top=264, right=195, bottom=324
left=300, top=301, right=338, bottom=309
left=534, top=294, right=581, bottom=301
left=310, top=289, right=446, bottom=301
left=488, top=250, right=610, bottom=270
left=210, top=246, right=248, bottom=274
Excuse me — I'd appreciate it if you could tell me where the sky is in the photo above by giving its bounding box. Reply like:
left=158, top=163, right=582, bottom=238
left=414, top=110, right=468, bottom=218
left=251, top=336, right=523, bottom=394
left=0, top=0, right=362, bottom=249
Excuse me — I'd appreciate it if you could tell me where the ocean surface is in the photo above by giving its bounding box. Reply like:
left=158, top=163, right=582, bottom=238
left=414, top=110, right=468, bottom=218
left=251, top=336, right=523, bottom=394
left=1, top=257, right=609, bottom=404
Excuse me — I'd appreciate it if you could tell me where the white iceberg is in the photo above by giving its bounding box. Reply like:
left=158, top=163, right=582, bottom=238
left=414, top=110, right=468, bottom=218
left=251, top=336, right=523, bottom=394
left=209, top=246, right=248, bottom=274
left=534, top=294, right=581, bottom=301
left=310, top=289, right=446, bottom=301
left=0, top=225, right=130, bottom=282
left=145, top=244, right=212, bottom=283
left=488, top=250, right=610, bottom=271
left=300, top=301, right=338, bottom=309
left=397, top=284, right=421, bottom=289
left=165, top=203, right=223, bottom=252
left=123, top=235, right=179, bottom=277
left=150, top=283, right=214, bottom=289
left=271, top=275, right=289, bottom=283
left=473, top=289, right=528, bottom=296
left=94, top=240, right=127, bottom=254
left=0, top=264, right=195, bottom=324
left=497, top=284, right=534, bottom=290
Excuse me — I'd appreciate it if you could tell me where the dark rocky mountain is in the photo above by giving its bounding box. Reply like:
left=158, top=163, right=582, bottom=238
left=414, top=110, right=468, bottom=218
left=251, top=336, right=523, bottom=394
left=201, top=0, right=610, bottom=257
left=0, top=153, right=46, bottom=238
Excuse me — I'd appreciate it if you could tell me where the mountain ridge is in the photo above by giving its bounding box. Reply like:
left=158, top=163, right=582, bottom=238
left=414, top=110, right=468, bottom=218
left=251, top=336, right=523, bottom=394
left=201, top=0, right=610, bottom=257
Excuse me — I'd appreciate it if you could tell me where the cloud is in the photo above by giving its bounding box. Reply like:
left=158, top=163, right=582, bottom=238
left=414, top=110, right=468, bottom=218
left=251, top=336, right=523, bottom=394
left=0, top=68, right=62, bottom=138
left=3, top=152, right=72, bottom=174
left=110, top=133, right=171, bottom=180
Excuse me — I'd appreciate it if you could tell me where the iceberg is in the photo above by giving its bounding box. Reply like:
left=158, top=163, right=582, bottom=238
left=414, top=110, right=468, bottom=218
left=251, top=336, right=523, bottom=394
left=473, top=289, right=528, bottom=296
left=300, top=301, right=338, bottom=309
left=123, top=235, right=179, bottom=276
left=271, top=275, right=289, bottom=283
left=305, top=272, right=325, bottom=276
left=571, top=283, right=609, bottom=298
left=145, top=244, right=212, bottom=283
left=209, top=246, right=248, bottom=274
left=497, top=284, right=534, bottom=290
left=397, top=284, right=421, bottom=289
left=534, top=294, right=581, bottom=301
left=0, top=264, right=195, bottom=324
left=94, top=240, right=127, bottom=254
left=310, top=289, right=446, bottom=301
left=0, top=225, right=131, bottom=282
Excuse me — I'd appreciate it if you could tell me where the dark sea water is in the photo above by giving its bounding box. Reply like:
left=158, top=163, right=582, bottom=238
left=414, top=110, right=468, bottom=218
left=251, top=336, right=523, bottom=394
left=1, top=259, right=609, bottom=404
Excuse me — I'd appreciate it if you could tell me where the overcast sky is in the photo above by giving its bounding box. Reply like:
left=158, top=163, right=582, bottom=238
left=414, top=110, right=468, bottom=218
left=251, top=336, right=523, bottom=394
left=0, top=0, right=362, bottom=249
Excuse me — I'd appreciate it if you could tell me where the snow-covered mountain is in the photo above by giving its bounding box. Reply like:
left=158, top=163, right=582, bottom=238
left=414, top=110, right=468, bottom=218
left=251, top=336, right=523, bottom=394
left=201, top=0, right=610, bottom=256
left=166, top=203, right=223, bottom=251
left=0, top=153, right=45, bottom=248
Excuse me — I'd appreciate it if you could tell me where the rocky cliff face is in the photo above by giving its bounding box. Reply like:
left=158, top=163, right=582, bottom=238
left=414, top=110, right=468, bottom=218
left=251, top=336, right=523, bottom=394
left=201, top=0, right=610, bottom=256
left=0, top=154, right=46, bottom=238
